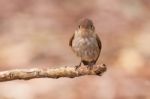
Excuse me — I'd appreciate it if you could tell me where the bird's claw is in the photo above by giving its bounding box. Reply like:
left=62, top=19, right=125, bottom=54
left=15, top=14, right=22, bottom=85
left=75, top=62, right=81, bottom=70
left=75, top=65, right=80, bottom=70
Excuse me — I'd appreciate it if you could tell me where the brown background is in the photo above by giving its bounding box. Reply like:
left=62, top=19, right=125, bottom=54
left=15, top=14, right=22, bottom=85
left=0, top=0, right=150, bottom=99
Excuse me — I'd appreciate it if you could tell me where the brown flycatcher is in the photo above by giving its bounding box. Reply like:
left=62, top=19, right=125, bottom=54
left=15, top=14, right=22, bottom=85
left=69, top=18, right=102, bottom=69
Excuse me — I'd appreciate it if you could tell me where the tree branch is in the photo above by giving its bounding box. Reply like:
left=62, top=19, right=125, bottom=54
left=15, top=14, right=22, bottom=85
left=0, top=64, right=106, bottom=82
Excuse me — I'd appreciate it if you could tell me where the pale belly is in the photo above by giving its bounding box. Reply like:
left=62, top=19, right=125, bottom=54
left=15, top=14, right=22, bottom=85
left=72, top=37, right=100, bottom=61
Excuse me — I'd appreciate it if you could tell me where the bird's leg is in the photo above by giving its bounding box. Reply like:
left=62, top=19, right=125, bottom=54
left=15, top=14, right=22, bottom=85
left=87, top=62, right=95, bottom=70
left=87, top=65, right=93, bottom=70
left=75, top=62, right=82, bottom=70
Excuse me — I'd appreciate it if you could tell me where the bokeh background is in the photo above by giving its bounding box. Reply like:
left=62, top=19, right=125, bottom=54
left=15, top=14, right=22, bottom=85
left=0, top=0, right=150, bottom=99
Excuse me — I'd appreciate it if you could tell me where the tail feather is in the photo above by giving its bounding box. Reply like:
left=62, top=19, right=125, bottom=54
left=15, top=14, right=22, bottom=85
left=82, top=60, right=96, bottom=66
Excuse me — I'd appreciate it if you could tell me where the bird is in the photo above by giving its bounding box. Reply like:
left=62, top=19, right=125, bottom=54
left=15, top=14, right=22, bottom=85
left=69, top=18, right=102, bottom=69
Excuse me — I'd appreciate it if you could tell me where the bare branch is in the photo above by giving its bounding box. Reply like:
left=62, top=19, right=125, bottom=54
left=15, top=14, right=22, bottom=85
left=0, top=64, right=106, bottom=82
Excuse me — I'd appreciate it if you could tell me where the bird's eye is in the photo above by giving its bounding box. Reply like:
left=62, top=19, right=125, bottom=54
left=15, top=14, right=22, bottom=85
left=78, top=25, right=80, bottom=28
left=91, top=25, right=93, bottom=28
left=91, top=25, right=94, bottom=29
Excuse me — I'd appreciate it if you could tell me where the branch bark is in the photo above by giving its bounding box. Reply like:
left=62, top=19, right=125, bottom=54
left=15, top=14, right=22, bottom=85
left=0, top=64, right=106, bottom=82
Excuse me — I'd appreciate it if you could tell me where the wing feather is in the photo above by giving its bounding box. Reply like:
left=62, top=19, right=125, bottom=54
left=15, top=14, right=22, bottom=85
left=96, top=34, right=101, bottom=49
left=69, top=34, right=74, bottom=47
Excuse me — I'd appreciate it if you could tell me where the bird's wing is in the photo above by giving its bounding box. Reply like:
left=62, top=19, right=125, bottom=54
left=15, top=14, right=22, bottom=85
left=95, top=34, right=102, bottom=62
left=69, top=34, right=74, bottom=47
left=96, top=34, right=102, bottom=49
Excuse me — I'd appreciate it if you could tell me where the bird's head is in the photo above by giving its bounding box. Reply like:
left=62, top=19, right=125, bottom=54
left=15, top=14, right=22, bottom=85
left=78, top=18, right=95, bottom=32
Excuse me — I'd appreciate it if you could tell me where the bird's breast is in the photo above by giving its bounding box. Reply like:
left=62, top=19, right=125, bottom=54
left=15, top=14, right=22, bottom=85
left=73, top=36, right=97, bottom=48
left=72, top=36, right=100, bottom=61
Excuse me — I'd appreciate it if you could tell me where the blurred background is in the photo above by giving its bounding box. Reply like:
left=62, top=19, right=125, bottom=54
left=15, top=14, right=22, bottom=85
left=0, top=0, right=150, bottom=99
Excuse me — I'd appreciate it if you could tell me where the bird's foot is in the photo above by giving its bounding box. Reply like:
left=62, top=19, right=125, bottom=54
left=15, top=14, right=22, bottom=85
left=75, top=62, right=81, bottom=70
left=75, top=65, right=80, bottom=70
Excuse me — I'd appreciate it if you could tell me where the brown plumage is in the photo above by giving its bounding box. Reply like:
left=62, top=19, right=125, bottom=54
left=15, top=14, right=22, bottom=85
left=69, top=18, right=102, bottom=68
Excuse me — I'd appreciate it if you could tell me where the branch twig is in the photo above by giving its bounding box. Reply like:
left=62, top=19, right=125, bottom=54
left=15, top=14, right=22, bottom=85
left=0, top=64, right=106, bottom=82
